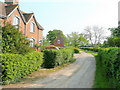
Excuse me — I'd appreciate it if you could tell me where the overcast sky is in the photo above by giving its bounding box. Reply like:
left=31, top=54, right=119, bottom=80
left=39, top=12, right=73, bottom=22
left=1, top=0, right=119, bottom=37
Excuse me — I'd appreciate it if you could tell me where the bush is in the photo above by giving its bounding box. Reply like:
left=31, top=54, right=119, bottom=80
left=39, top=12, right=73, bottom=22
left=2, top=51, right=43, bottom=85
left=42, top=49, right=63, bottom=68
left=42, top=48, right=74, bottom=68
left=97, top=47, right=120, bottom=88
left=2, top=23, right=33, bottom=54
left=74, top=48, right=80, bottom=53
left=80, top=47, right=100, bottom=52
left=61, top=48, right=74, bottom=63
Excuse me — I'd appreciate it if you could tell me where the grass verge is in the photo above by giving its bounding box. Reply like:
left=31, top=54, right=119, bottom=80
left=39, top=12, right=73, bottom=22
left=81, top=49, right=112, bottom=88
left=80, top=49, right=98, bottom=56
left=93, top=56, right=111, bottom=88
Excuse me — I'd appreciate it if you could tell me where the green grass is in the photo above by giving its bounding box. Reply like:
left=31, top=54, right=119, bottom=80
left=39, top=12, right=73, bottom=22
left=81, top=49, right=112, bottom=88
left=93, top=56, right=110, bottom=88
left=81, top=49, right=98, bottom=56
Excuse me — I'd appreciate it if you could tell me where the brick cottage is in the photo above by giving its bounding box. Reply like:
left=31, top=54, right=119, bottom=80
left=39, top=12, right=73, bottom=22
left=0, top=0, right=44, bottom=47
left=52, top=32, right=64, bottom=47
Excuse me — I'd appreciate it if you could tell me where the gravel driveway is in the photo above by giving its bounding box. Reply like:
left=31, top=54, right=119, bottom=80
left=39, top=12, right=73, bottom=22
left=20, top=51, right=96, bottom=88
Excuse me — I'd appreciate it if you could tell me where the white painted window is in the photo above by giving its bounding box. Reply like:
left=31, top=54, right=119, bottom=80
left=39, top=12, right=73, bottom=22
left=57, top=40, right=61, bottom=44
left=29, top=38, right=35, bottom=47
left=39, top=39, right=42, bottom=43
left=30, top=22, right=35, bottom=32
left=13, top=16, right=20, bottom=29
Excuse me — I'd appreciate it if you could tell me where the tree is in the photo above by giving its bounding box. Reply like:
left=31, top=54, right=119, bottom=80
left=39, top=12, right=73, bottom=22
left=46, top=29, right=67, bottom=44
left=2, top=23, right=33, bottom=54
left=67, top=32, right=80, bottom=47
left=104, top=27, right=120, bottom=47
left=84, top=26, right=105, bottom=46
left=79, top=33, right=88, bottom=46
left=67, top=32, right=88, bottom=47
left=110, top=26, right=120, bottom=37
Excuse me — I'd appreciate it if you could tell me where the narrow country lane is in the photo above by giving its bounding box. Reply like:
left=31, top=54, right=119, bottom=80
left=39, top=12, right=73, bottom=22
left=20, top=51, right=96, bottom=88
left=2, top=51, right=96, bottom=88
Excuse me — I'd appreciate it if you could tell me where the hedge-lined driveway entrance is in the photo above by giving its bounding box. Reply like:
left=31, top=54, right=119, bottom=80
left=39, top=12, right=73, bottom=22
left=2, top=51, right=96, bottom=88
left=22, top=51, right=96, bottom=88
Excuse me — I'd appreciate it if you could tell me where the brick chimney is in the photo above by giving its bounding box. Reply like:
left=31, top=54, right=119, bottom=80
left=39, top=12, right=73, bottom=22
left=5, top=0, right=19, bottom=5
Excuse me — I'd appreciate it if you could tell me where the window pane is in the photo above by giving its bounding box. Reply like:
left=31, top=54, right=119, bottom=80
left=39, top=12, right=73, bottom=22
left=13, top=16, right=19, bottom=29
left=29, top=38, right=35, bottom=47
left=57, top=40, right=60, bottom=44
left=13, top=16, right=19, bottom=25
left=30, top=22, right=35, bottom=32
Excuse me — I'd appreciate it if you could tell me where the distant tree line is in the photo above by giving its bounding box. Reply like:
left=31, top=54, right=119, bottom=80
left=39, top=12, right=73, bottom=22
left=42, top=25, right=120, bottom=48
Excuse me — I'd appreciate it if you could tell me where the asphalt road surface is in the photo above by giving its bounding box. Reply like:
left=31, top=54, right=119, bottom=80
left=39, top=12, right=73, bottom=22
left=21, top=51, right=96, bottom=88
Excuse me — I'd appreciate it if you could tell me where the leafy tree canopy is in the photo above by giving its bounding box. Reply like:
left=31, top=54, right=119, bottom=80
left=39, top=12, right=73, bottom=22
left=109, top=26, right=120, bottom=38
left=67, top=32, right=88, bottom=47
left=46, top=29, right=66, bottom=44
left=103, top=26, right=120, bottom=47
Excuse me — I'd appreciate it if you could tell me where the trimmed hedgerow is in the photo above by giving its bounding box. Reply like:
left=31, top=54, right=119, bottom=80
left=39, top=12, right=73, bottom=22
left=2, top=51, right=43, bottom=85
left=43, top=49, right=63, bottom=68
left=42, top=48, right=75, bottom=68
left=60, top=48, right=74, bottom=63
left=80, top=47, right=100, bottom=52
left=97, top=47, right=120, bottom=88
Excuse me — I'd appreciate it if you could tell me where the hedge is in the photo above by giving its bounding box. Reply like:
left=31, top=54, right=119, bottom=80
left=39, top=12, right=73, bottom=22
left=97, top=47, right=120, bottom=88
left=60, top=48, right=74, bottom=63
left=80, top=47, right=100, bottom=52
left=2, top=51, right=43, bottom=85
left=42, top=48, right=75, bottom=68
left=74, top=48, right=80, bottom=53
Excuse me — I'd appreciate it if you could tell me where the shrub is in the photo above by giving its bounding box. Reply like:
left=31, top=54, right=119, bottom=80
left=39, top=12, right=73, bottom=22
left=58, top=47, right=64, bottom=49
left=42, top=48, right=74, bottom=68
left=60, top=48, right=74, bottom=63
left=74, top=48, right=80, bottom=53
left=97, top=47, right=120, bottom=88
left=43, top=49, right=63, bottom=68
left=2, top=23, right=34, bottom=54
left=80, top=47, right=100, bottom=52
left=2, top=51, right=43, bottom=85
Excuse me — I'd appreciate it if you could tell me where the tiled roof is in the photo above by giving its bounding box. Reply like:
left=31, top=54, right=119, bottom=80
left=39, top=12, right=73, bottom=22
left=0, top=1, right=6, bottom=18
left=37, top=22, right=44, bottom=30
left=5, top=5, right=18, bottom=16
left=0, top=1, right=44, bottom=30
left=22, top=13, right=33, bottom=22
left=23, top=12, right=44, bottom=30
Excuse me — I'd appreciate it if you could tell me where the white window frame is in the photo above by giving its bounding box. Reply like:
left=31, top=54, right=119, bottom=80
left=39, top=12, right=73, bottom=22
left=13, top=15, right=20, bottom=29
left=29, top=38, right=35, bottom=47
left=30, top=22, right=35, bottom=33
left=57, top=40, right=61, bottom=44
left=39, top=39, right=42, bottom=43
